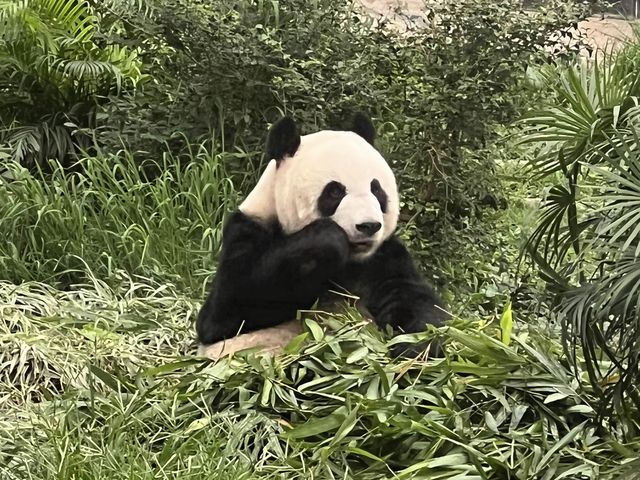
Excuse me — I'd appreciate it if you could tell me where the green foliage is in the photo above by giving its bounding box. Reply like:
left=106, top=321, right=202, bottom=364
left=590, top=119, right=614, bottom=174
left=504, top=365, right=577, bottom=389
left=1, top=277, right=638, bottom=479
left=0, top=141, right=237, bottom=289
left=4, top=1, right=638, bottom=474
left=1, top=0, right=593, bottom=298
left=0, top=0, right=144, bottom=166
left=95, top=0, right=590, bottom=240
left=520, top=32, right=640, bottom=429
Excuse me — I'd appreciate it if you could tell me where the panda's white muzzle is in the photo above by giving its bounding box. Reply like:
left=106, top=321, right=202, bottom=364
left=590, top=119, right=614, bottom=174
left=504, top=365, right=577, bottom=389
left=331, top=194, right=384, bottom=259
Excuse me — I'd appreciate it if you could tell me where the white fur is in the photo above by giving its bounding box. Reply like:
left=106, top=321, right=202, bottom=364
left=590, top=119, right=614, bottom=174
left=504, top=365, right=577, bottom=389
left=200, top=129, right=399, bottom=362
left=278, top=131, right=398, bottom=259
left=240, top=130, right=399, bottom=260
left=238, top=159, right=278, bottom=223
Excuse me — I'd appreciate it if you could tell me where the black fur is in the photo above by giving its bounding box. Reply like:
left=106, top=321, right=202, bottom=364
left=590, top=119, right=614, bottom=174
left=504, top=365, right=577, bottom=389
left=266, top=116, right=301, bottom=164
left=317, top=181, right=347, bottom=216
left=334, top=237, right=448, bottom=356
left=196, top=114, right=447, bottom=358
left=349, top=112, right=376, bottom=145
left=370, top=179, right=388, bottom=213
left=196, top=211, right=349, bottom=343
left=196, top=213, right=448, bottom=358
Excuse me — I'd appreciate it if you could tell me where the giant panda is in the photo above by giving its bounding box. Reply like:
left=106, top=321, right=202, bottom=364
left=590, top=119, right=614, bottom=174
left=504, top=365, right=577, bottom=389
left=196, top=112, right=448, bottom=360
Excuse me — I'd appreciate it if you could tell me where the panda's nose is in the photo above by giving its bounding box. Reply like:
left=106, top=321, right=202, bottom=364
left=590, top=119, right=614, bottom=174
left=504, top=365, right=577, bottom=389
left=356, top=221, right=382, bottom=236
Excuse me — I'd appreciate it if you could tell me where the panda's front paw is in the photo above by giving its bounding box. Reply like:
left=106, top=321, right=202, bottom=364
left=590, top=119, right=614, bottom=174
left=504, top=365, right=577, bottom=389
left=196, top=315, right=227, bottom=345
left=301, top=218, right=350, bottom=266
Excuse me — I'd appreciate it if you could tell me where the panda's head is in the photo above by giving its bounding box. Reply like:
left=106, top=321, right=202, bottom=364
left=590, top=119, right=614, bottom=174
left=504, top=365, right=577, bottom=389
left=240, top=113, right=400, bottom=261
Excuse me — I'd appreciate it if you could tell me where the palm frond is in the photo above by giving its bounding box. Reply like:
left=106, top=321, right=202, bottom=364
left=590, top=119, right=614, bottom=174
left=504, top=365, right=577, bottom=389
left=521, top=44, right=640, bottom=423
left=519, top=50, right=640, bottom=175
left=587, top=129, right=640, bottom=255
left=0, top=0, right=144, bottom=165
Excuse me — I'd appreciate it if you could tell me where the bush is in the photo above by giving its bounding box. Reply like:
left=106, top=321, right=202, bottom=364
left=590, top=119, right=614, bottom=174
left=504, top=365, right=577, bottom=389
left=92, top=0, right=591, bottom=293
left=519, top=31, right=640, bottom=429
left=0, top=0, right=144, bottom=167
left=0, top=0, right=596, bottom=303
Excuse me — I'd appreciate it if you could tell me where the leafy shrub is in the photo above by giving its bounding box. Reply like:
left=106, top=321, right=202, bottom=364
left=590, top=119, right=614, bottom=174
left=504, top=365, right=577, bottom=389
left=93, top=0, right=591, bottom=295
left=0, top=0, right=595, bottom=301
left=0, top=0, right=144, bottom=167
left=520, top=33, right=640, bottom=428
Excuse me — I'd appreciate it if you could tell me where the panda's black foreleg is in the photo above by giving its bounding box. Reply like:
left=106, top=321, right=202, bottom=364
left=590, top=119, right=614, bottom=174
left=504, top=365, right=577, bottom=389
left=197, top=212, right=350, bottom=345
left=257, top=217, right=351, bottom=286
left=350, top=236, right=449, bottom=357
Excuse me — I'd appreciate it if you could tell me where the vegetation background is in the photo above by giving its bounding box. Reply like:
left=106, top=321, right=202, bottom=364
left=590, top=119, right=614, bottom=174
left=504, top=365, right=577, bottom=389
left=1, top=0, right=639, bottom=478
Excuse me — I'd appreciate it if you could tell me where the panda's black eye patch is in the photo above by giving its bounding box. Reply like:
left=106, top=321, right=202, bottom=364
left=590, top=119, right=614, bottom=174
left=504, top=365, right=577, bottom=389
left=371, top=179, right=388, bottom=213
left=318, top=181, right=346, bottom=216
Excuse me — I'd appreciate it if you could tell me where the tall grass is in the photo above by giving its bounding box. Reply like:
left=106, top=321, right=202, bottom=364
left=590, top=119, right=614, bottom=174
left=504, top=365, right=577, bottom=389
left=0, top=141, right=239, bottom=291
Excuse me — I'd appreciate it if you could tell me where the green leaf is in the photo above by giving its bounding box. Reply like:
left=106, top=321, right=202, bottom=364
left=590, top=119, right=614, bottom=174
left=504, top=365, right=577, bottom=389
left=544, top=392, right=569, bottom=404
left=499, top=300, right=513, bottom=346
left=536, top=421, right=588, bottom=472
left=260, top=377, right=272, bottom=406
left=346, top=346, right=369, bottom=364
left=284, top=413, right=344, bottom=439
left=484, top=411, right=499, bottom=433
left=304, top=319, right=324, bottom=341
left=329, top=403, right=360, bottom=445
left=283, top=332, right=309, bottom=354
left=346, top=447, right=386, bottom=463
left=89, top=364, right=135, bottom=393
left=397, top=453, right=469, bottom=476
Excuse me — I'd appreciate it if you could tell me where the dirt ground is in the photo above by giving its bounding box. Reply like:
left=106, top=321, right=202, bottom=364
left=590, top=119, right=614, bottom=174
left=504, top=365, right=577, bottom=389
left=579, top=16, right=634, bottom=51
left=357, top=0, right=636, bottom=52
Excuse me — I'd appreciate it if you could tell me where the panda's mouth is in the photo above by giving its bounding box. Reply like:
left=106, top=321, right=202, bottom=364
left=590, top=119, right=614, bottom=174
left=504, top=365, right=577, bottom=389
left=349, top=240, right=374, bottom=253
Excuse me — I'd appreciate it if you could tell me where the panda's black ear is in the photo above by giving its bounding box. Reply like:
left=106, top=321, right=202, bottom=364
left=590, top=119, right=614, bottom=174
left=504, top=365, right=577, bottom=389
left=266, top=116, right=301, bottom=164
left=349, top=112, right=376, bottom=146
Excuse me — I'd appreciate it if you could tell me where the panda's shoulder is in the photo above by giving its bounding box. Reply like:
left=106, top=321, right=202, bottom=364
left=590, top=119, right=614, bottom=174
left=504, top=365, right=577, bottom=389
left=223, top=210, right=283, bottom=242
